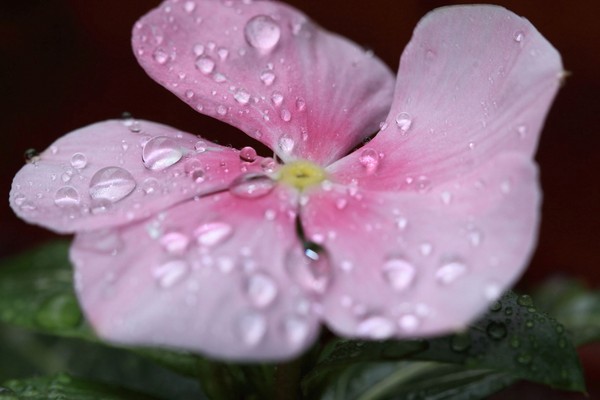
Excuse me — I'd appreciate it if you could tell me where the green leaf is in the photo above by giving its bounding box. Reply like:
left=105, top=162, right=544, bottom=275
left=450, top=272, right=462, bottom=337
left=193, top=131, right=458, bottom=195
left=0, top=241, right=90, bottom=339
left=533, top=278, right=600, bottom=346
left=0, top=373, right=159, bottom=399
left=304, top=291, right=584, bottom=398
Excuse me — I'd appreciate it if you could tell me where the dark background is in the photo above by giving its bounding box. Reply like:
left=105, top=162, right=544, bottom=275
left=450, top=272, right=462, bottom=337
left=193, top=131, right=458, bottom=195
left=1, top=1, right=598, bottom=398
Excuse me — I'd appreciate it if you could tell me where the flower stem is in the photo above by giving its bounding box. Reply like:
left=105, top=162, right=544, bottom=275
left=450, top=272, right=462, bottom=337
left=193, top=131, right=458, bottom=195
left=274, top=356, right=304, bottom=400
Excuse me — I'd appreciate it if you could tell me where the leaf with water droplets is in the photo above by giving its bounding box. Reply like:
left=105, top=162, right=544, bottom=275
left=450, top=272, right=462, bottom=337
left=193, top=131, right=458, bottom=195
left=305, top=291, right=585, bottom=396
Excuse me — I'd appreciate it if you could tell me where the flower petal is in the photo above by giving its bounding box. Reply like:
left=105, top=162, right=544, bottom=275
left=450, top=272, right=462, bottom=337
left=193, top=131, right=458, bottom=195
left=301, top=154, right=539, bottom=339
left=71, top=187, right=320, bottom=361
left=132, top=0, right=394, bottom=165
left=330, top=5, right=562, bottom=190
left=10, top=119, right=267, bottom=233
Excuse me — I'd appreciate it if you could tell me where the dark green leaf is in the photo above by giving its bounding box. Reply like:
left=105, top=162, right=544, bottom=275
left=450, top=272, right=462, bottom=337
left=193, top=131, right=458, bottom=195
left=533, top=278, right=600, bottom=346
left=305, top=291, right=584, bottom=398
left=1, top=374, right=159, bottom=400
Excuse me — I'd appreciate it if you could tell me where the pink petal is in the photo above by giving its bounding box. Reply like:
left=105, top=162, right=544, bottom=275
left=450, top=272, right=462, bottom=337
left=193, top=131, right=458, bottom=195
left=132, top=0, right=394, bottom=165
left=10, top=119, right=267, bottom=233
left=301, top=154, right=539, bottom=339
left=330, top=5, right=562, bottom=190
left=71, top=187, right=320, bottom=361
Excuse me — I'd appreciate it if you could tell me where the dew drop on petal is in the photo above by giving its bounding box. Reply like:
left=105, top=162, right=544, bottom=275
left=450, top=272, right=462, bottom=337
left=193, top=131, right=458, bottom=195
left=285, top=244, right=332, bottom=295
left=280, top=109, right=291, bottom=122
left=239, top=146, right=257, bottom=162
left=54, top=186, right=80, bottom=207
left=271, top=91, right=284, bottom=106
left=260, top=70, right=275, bottom=86
left=356, top=315, right=395, bottom=339
left=395, top=112, right=412, bottom=132
left=194, top=140, right=207, bottom=153
left=152, top=259, right=189, bottom=288
left=159, top=231, right=190, bottom=254
left=245, top=272, right=278, bottom=308
left=194, top=222, right=233, bottom=247
left=398, top=314, right=420, bottom=332
left=195, top=55, right=215, bottom=74
left=234, top=89, right=251, bottom=105
left=435, top=260, right=468, bottom=284
left=229, top=173, right=276, bottom=199
left=183, top=0, right=196, bottom=13
left=358, top=148, right=379, bottom=174
left=89, top=167, right=136, bottom=203
left=261, top=157, right=276, bottom=173
left=295, top=97, right=306, bottom=112
left=244, top=15, right=281, bottom=51
left=282, top=315, right=310, bottom=345
left=70, top=153, right=88, bottom=169
left=152, top=48, right=169, bottom=64
left=142, top=136, right=183, bottom=170
left=513, top=30, right=524, bottom=43
left=382, top=258, right=415, bottom=292
left=277, top=135, right=295, bottom=155
left=237, top=312, right=267, bottom=346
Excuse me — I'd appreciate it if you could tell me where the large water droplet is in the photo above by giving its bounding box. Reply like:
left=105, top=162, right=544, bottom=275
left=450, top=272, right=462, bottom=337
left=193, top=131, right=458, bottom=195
left=237, top=312, right=267, bottom=346
left=54, top=186, right=80, bottom=207
left=153, top=259, right=189, bottom=288
left=435, top=260, right=467, bottom=284
left=271, top=91, right=284, bottom=106
left=382, top=258, right=416, bottom=292
left=395, top=112, right=412, bottom=133
left=277, top=135, right=295, bottom=154
left=260, top=70, right=275, bottom=86
left=245, top=272, right=278, bottom=308
left=513, top=30, right=524, bottom=43
left=285, top=244, right=332, bottom=295
left=245, top=15, right=281, bottom=51
left=89, top=167, right=136, bottom=203
left=70, top=153, right=87, bottom=169
left=195, top=55, right=215, bottom=74
left=234, top=89, right=251, bottom=105
left=194, top=222, right=233, bottom=247
left=356, top=315, right=395, bottom=339
left=358, top=148, right=379, bottom=174
left=486, top=321, right=507, bottom=340
left=517, top=294, right=534, bottom=307
left=142, top=136, right=183, bottom=170
left=239, top=146, right=257, bottom=162
left=153, top=48, right=169, bottom=64
left=24, top=148, right=40, bottom=164
left=229, top=173, right=276, bottom=199
left=159, top=231, right=190, bottom=254
left=398, top=314, right=420, bottom=332
left=282, top=315, right=310, bottom=345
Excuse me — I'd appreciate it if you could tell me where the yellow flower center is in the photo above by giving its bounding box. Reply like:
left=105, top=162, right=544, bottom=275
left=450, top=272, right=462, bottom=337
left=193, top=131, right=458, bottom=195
left=277, top=161, right=326, bottom=191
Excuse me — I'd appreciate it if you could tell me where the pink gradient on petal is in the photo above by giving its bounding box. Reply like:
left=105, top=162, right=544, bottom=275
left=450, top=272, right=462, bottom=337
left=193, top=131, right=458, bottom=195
left=71, top=187, right=320, bottom=361
left=132, top=0, right=394, bottom=165
left=330, top=5, right=562, bottom=190
left=302, top=154, right=540, bottom=339
left=9, top=119, right=267, bottom=233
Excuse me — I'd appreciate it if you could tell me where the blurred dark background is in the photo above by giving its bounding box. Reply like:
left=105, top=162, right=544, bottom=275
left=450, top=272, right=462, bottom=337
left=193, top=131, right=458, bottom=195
left=1, top=0, right=598, bottom=398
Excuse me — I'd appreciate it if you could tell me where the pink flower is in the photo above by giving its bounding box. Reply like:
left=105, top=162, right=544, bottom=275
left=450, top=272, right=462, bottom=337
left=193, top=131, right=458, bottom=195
left=10, top=1, right=562, bottom=361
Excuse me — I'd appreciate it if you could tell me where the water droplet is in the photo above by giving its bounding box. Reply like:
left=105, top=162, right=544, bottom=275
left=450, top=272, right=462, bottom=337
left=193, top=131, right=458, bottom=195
left=234, top=88, right=251, bottom=105
left=54, top=186, right=80, bottom=207
left=229, top=173, right=276, bottom=199
left=153, top=260, right=189, bottom=288
left=193, top=43, right=205, bottom=56
left=468, top=228, right=483, bottom=247
left=282, top=315, right=310, bottom=345
left=159, top=232, right=190, bottom=254
left=261, top=157, right=276, bottom=173
left=194, top=140, right=207, bottom=152
left=24, top=148, right=40, bottom=164
left=239, top=146, right=257, bottom=162
left=486, top=321, right=507, bottom=340
left=490, top=301, right=502, bottom=312
left=278, top=135, right=295, bottom=154
left=245, top=272, right=278, bottom=308
left=260, top=70, right=275, bottom=86
left=271, top=91, right=284, bottom=106
left=89, top=167, right=136, bottom=203
left=416, top=176, right=431, bottom=193
left=295, top=97, right=306, bottom=111
left=183, top=0, right=196, bottom=13
left=217, top=47, right=229, bottom=61
left=280, top=109, right=291, bottom=122
left=237, top=312, right=267, bottom=346
left=195, top=55, right=215, bottom=74
left=516, top=353, right=532, bottom=365
left=395, top=112, right=412, bottom=132
left=217, top=105, right=228, bottom=116
left=142, top=177, right=160, bottom=195
left=517, top=294, right=534, bottom=307
left=194, top=222, right=233, bottom=247
left=245, top=15, right=281, bottom=51
left=153, top=48, right=169, bottom=64
left=435, top=260, right=467, bottom=284
left=517, top=125, right=527, bottom=139
left=358, top=148, right=379, bottom=173
left=382, top=258, right=415, bottom=292
left=285, top=244, right=332, bottom=295
left=335, top=197, right=347, bottom=210
left=357, top=315, right=395, bottom=339
left=70, top=153, right=87, bottom=169
left=142, top=136, right=183, bottom=170
left=450, top=333, right=471, bottom=352
left=440, top=191, right=452, bottom=205
left=398, top=314, right=420, bottom=332
left=185, top=89, right=194, bottom=99
left=419, top=242, right=433, bottom=256
left=513, top=30, right=524, bottom=43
